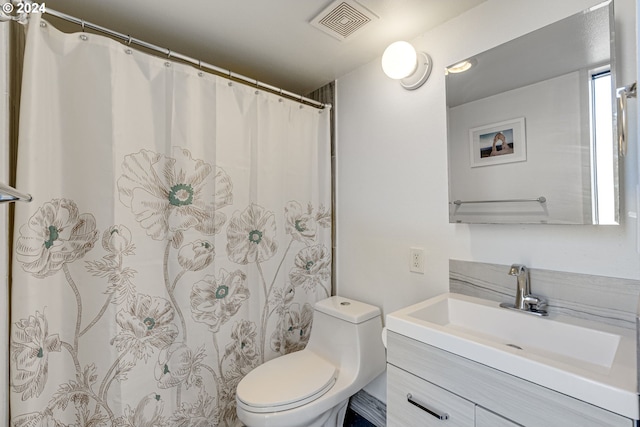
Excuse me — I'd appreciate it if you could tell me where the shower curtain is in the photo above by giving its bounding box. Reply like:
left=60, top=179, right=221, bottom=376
left=10, top=13, right=331, bottom=426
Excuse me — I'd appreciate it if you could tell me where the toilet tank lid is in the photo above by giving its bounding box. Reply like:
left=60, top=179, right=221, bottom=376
left=314, top=296, right=381, bottom=324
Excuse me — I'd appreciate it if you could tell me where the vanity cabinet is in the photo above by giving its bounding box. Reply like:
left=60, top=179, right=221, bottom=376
left=386, top=331, right=634, bottom=427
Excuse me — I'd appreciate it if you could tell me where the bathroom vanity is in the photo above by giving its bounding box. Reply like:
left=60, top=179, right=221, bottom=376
left=386, top=331, right=634, bottom=426
left=385, top=289, right=638, bottom=427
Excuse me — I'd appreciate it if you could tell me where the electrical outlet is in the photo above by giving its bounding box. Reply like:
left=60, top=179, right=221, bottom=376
left=409, top=247, right=424, bottom=273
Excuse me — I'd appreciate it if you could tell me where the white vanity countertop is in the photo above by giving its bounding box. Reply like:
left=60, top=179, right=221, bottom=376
left=386, top=293, right=639, bottom=420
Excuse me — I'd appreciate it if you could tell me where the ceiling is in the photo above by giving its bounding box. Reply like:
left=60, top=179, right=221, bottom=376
left=41, top=0, right=485, bottom=95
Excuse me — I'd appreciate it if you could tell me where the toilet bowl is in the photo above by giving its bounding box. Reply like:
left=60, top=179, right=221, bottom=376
left=236, top=296, right=386, bottom=427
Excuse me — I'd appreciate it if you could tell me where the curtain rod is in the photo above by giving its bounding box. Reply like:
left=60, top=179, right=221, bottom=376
left=0, top=182, right=32, bottom=203
left=32, top=8, right=326, bottom=109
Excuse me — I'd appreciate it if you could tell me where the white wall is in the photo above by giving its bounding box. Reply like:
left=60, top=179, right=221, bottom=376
left=336, top=0, right=638, bottom=402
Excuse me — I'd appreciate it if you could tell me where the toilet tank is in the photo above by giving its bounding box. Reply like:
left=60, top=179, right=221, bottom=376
left=306, top=296, right=386, bottom=388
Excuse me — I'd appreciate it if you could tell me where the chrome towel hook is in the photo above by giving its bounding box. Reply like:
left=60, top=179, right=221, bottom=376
left=617, top=82, right=637, bottom=157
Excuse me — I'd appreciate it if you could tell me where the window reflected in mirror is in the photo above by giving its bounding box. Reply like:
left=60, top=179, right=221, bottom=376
left=591, top=69, right=615, bottom=224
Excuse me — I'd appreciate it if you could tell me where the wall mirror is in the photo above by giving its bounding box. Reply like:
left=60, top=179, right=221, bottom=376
left=446, top=1, right=618, bottom=224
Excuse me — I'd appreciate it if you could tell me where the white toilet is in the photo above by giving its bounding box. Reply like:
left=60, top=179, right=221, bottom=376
left=236, top=296, right=386, bottom=427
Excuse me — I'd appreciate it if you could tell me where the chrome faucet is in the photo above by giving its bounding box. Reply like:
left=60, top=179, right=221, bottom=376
left=500, top=264, right=548, bottom=316
left=510, top=264, right=529, bottom=310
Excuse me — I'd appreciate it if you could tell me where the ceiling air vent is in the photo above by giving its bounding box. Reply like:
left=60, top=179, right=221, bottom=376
left=310, top=0, right=378, bottom=41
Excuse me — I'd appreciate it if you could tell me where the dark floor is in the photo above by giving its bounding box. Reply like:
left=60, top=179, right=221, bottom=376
left=344, top=408, right=376, bottom=427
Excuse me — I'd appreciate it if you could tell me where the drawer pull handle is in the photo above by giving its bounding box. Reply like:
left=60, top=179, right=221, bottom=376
left=406, top=393, right=450, bottom=420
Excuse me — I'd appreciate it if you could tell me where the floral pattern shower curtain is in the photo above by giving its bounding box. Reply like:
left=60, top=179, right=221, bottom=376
left=10, top=14, right=331, bottom=427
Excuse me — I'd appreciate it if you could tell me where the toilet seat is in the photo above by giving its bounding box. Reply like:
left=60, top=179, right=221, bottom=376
left=236, top=350, right=337, bottom=413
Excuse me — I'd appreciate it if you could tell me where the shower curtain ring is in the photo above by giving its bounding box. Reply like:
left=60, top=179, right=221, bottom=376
left=81, top=20, right=85, bottom=32
left=126, top=35, right=132, bottom=46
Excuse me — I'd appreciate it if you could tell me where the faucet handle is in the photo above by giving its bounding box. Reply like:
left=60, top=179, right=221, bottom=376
left=523, top=295, right=548, bottom=314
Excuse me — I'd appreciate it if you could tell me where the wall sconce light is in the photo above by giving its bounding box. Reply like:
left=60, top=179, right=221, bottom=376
left=381, top=41, right=432, bottom=90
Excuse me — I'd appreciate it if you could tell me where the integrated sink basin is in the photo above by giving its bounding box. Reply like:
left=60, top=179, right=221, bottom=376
left=410, top=293, right=620, bottom=368
left=386, top=293, right=638, bottom=419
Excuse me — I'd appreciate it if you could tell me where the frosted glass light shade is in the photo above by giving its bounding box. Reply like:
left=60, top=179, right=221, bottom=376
left=382, top=41, right=418, bottom=79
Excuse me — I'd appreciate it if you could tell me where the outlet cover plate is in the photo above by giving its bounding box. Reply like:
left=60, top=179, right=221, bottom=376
left=410, top=247, right=424, bottom=274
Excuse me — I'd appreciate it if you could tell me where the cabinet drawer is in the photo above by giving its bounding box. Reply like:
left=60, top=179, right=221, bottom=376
left=387, top=364, right=474, bottom=427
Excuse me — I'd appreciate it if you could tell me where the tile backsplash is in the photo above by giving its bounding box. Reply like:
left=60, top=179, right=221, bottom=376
left=449, top=259, right=640, bottom=330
